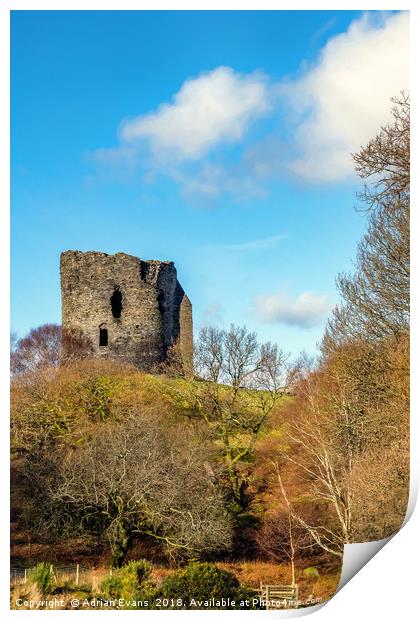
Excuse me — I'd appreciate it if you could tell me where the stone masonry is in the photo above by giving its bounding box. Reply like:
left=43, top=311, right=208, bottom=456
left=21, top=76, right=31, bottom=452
left=60, top=250, right=193, bottom=373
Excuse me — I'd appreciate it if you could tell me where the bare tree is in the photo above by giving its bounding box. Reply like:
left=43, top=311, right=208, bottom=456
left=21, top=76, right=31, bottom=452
left=273, top=359, right=355, bottom=557
left=11, top=323, right=93, bottom=377
left=274, top=463, right=297, bottom=584
left=325, top=94, right=409, bottom=347
left=256, top=460, right=312, bottom=584
left=353, top=93, right=409, bottom=212
left=192, top=324, right=288, bottom=512
left=256, top=507, right=300, bottom=583
left=11, top=324, right=62, bottom=376
left=46, top=410, right=231, bottom=566
left=61, top=326, right=94, bottom=365
left=277, top=327, right=410, bottom=549
left=307, top=96, right=410, bottom=545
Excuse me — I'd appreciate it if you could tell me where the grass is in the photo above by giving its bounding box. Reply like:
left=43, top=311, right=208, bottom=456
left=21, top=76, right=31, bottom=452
left=216, top=561, right=340, bottom=602
left=10, top=559, right=341, bottom=610
left=11, top=363, right=338, bottom=609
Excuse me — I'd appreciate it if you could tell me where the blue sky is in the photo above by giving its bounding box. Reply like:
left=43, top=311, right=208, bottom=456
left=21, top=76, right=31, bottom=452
left=11, top=10, right=409, bottom=357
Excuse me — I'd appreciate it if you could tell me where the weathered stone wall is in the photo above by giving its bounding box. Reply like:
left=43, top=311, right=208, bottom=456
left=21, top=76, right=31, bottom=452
left=174, top=282, right=193, bottom=375
left=60, top=250, right=193, bottom=372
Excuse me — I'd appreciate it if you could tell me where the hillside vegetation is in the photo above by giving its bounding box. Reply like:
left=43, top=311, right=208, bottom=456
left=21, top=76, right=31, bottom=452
left=10, top=96, right=409, bottom=609
left=11, top=356, right=288, bottom=562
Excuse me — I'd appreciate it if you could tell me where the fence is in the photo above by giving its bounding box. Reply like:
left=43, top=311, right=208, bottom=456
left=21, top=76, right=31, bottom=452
left=10, top=564, right=108, bottom=588
left=260, top=583, right=299, bottom=609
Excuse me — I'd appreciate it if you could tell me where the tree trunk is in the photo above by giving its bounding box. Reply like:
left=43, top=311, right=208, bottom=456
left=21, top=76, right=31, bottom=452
left=108, top=524, right=132, bottom=568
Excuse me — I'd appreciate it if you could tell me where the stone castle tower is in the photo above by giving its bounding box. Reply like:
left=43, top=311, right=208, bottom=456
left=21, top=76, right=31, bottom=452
left=60, top=250, right=193, bottom=373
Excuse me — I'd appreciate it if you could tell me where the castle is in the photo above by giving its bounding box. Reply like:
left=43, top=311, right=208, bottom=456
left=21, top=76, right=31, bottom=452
left=60, top=250, right=193, bottom=373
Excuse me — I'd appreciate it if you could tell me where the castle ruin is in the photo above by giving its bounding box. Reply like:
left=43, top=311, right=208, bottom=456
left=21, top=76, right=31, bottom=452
left=60, top=250, right=193, bottom=373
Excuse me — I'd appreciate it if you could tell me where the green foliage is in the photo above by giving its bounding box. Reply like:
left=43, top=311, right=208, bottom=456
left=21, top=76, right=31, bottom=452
left=236, top=513, right=260, bottom=530
left=100, top=575, right=123, bottom=598
left=78, top=375, right=119, bottom=421
left=100, top=560, right=157, bottom=602
left=303, top=567, right=320, bottom=580
left=237, top=584, right=259, bottom=607
left=119, top=560, right=152, bottom=599
left=28, top=562, right=53, bottom=594
left=97, top=562, right=257, bottom=609
left=160, top=562, right=251, bottom=608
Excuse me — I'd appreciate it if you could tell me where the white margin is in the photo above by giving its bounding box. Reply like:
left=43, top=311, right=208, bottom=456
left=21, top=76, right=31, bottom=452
left=2, top=1, right=417, bottom=618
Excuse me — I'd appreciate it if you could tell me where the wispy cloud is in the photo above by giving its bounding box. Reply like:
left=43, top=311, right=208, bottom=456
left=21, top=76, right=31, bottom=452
left=309, top=17, right=337, bottom=46
left=92, top=66, right=271, bottom=202
left=91, top=12, right=409, bottom=197
left=254, top=290, right=331, bottom=329
left=210, top=234, right=287, bottom=252
left=199, top=302, right=225, bottom=327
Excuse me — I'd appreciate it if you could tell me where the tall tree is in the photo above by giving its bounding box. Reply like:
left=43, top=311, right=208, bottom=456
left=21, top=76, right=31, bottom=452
left=191, top=324, right=288, bottom=513
left=280, top=96, right=410, bottom=550
left=324, top=94, right=409, bottom=347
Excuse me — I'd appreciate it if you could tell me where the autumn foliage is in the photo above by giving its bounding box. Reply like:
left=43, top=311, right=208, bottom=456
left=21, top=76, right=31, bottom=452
left=10, top=96, right=409, bottom=604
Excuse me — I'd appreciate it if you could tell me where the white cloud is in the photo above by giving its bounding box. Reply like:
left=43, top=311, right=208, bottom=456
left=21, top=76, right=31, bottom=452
left=283, top=11, right=409, bottom=182
left=177, top=162, right=269, bottom=203
left=92, top=12, right=409, bottom=196
left=177, top=137, right=288, bottom=202
left=255, top=290, right=331, bottom=329
left=120, top=66, right=270, bottom=162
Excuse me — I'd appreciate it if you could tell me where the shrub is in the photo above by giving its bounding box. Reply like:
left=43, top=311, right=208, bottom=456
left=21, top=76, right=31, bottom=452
left=160, top=562, right=252, bottom=609
left=119, top=560, right=152, bottom=599
left=100, top=575, right=123, bottom=598
left=79, top=375, right=119, bottom=421
left=303, top=567, right=320, bottom=580
left=28, top=562, right=53, bottom=594
left=100, top=560, right=157, bottom=603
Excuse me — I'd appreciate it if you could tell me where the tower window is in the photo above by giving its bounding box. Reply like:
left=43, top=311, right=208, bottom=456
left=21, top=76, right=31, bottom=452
left=99, top=327, right=108, bottom=347
left=111, top=287, right=123, bottom=318
left=140, top=262, right=148, bottom=281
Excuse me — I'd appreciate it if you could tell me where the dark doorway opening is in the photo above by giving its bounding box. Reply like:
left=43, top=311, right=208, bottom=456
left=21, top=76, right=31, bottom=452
left=99, top=327, right=108, bottom=347
left=111, top=287, right=123, bottom=318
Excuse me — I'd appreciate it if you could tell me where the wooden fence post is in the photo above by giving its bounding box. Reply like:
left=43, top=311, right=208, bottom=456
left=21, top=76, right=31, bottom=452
left=76, top=564, right=79, bottom=586
left=24, top=569, right=27, bottom=584
left=50, top=564, right=57, bottom=583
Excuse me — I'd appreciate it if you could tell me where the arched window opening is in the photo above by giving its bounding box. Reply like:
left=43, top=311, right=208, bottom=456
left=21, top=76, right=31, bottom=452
left=111, top=287, right=123, bottom=318
left=140, top=262, right=148, bottom=281
left=99, top=327, right=108, bottom=347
